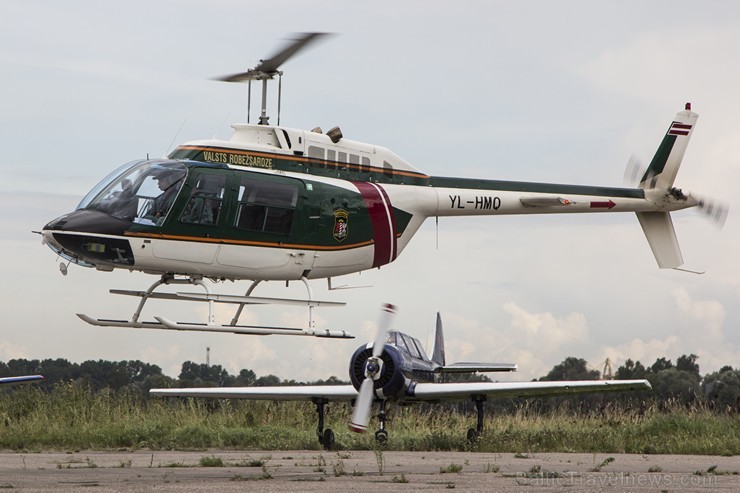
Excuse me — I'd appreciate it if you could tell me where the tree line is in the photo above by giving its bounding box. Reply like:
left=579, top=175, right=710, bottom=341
left=1, top=354, right=737, bottom=412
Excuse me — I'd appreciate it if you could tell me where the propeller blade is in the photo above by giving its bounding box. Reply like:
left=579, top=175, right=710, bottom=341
left=349, top=378, right=375, bottom=433
left=372, top=303, right=396, bottom=358
left=348, top=303, right=397, bottom=433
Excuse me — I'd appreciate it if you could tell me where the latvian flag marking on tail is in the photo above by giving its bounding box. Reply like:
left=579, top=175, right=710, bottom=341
left=668, top=121, right=692, bottom=136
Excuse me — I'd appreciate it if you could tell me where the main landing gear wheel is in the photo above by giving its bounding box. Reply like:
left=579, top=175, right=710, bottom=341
left=466, top=428, right=479, bottom=442
left=313, top=398, right=336, bottom=451
left=322, top=429, right=336, bottom=451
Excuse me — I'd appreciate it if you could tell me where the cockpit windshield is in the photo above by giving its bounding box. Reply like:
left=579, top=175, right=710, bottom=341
left=78, top=160, right=187, bottom=226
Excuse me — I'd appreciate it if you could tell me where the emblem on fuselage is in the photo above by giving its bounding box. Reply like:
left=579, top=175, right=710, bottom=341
left=333, top=209, right=349, bottom=242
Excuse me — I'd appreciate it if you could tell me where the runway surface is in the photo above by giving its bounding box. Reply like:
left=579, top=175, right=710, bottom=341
left=0, top=450, right=737, bottom=492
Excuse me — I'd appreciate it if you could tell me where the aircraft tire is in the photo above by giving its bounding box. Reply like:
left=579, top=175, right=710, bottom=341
left=322, top=429, right=335, bottom=450
left=466, top=428, right=479, bottom=442
left=374, top=429, right=388, bottom=444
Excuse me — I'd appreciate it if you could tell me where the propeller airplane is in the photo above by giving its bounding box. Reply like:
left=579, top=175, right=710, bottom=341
left=150, top=305, right=651, bottom=450
left=39, top=33, right=726, bottom=337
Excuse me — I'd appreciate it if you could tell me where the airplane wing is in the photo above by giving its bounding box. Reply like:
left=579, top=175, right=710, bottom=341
left=151, top=379, right=649, bottom=402
left=0, top=375, right=44, bottom=386
left=150, top=385, right=358, bottom=401
left=409, top=379, right=651, bottom=401
left=435, top=362, right=518, bottom=373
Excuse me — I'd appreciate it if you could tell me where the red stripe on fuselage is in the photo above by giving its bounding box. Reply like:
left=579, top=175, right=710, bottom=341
left=353, top=182, right=397, bottom=268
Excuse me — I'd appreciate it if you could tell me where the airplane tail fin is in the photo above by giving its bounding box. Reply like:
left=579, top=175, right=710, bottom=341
left=431, top=312, right=446, bottom=367
left=635, top=103, right=698, bottom=269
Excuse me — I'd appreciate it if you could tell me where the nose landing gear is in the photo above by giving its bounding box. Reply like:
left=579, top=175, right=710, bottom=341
left=374, top=400, right=389, bottom=444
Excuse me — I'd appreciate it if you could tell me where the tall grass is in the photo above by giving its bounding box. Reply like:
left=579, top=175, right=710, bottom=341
left=0, top=384, right=736, bottom=455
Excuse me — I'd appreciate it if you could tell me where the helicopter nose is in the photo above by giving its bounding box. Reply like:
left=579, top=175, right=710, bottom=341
left=42, top=209, right=135, bottom=268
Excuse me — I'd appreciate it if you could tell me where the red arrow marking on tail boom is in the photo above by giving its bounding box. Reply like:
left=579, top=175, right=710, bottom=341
left=590, top=200, right=616, bottom=209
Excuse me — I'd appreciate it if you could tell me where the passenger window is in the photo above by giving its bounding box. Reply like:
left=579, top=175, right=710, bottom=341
left=383, top=160, right=394, bottom=178
left=236, top=179, right=298, bottom=234
left=337, top=152, right=347, bottom=170
left=179, top=174, right=226, bottom=226
left=361, top=156, right=371, bottom=174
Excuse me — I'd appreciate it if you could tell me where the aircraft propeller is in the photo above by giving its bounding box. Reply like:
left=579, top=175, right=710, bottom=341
left=348, top=303, right=397, bottom=433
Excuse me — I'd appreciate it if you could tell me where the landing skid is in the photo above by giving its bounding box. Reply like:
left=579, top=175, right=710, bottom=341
left=78, top=274, right=354, bottom=339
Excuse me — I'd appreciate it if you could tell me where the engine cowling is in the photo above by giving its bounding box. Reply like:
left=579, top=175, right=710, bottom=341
left=349, top=344, right=408, bottom=399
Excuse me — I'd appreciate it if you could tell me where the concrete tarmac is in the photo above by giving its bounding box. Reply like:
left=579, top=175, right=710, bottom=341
left=0, top=450, right=737, bottom=492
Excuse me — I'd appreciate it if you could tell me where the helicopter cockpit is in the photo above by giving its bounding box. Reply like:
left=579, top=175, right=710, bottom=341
left=78, top=159, right=187, bottom=226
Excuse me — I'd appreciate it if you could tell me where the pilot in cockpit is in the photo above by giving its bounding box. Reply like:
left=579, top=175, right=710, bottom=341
left=150, top=172, right=182, bottom=221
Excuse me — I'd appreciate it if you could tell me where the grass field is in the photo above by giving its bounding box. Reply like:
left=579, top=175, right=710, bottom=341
left=0, top=385, right=737, bottom=455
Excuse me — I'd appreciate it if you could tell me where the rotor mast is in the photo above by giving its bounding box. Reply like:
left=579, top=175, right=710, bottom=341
left=215, top=32, right=328, bottom=125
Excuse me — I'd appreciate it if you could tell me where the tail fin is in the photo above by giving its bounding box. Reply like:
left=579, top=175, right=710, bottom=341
left=636, top=104, right=698, bottom=269
left=639, top=103, right=698, bottom=191
left=431, top=312, right=446, bottom=367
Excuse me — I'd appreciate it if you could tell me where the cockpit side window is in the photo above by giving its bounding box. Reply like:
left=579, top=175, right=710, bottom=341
left=410, top=337, right=430, bottom=361
left=235, top=178, right=298, bottom=235
left=81, top=160, right=187, bottom=226
left=179, top=173, right=226, bottom=226
left=401, top=334, right=423, bottom=359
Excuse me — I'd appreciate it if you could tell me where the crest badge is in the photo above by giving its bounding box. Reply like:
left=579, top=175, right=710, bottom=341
left=333, top=209, right=349, bottom=242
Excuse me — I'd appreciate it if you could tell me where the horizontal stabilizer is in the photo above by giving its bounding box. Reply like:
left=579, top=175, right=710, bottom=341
left=435, top=362, right=518, bottom=373
left=636, top=211, right=683, bottom=268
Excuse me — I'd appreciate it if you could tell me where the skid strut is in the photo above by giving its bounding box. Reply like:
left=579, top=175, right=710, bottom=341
left=230, top=276, right=316, bottom=330
left=131, top=275, right=215, bottom=325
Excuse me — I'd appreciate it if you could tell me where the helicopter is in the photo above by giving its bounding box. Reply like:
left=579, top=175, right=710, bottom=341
left=40, top=33, right=725, bottom=338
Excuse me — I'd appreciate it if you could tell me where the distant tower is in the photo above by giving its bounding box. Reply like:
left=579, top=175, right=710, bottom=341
left=206, top=347, right=210, bottom=367
left=602, top=358, right=614, bottom=380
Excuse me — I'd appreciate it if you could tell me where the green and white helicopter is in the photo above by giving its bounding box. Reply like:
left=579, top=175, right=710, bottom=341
left=41, top=33, right=725, bottom=339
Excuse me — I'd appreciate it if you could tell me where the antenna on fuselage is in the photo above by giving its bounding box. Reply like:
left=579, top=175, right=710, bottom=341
left=214, top=32, right=330, bottom=125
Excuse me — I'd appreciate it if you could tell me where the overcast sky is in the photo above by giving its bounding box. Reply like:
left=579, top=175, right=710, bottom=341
left=1, top=1, right=738, bottom=383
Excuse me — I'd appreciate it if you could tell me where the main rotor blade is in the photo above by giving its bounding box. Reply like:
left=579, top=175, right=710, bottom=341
left=349, top=378, right=375, bottom=433
left=216, top=32, right=329, bottom=82
left=256, top=32, right=329, bottom=74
